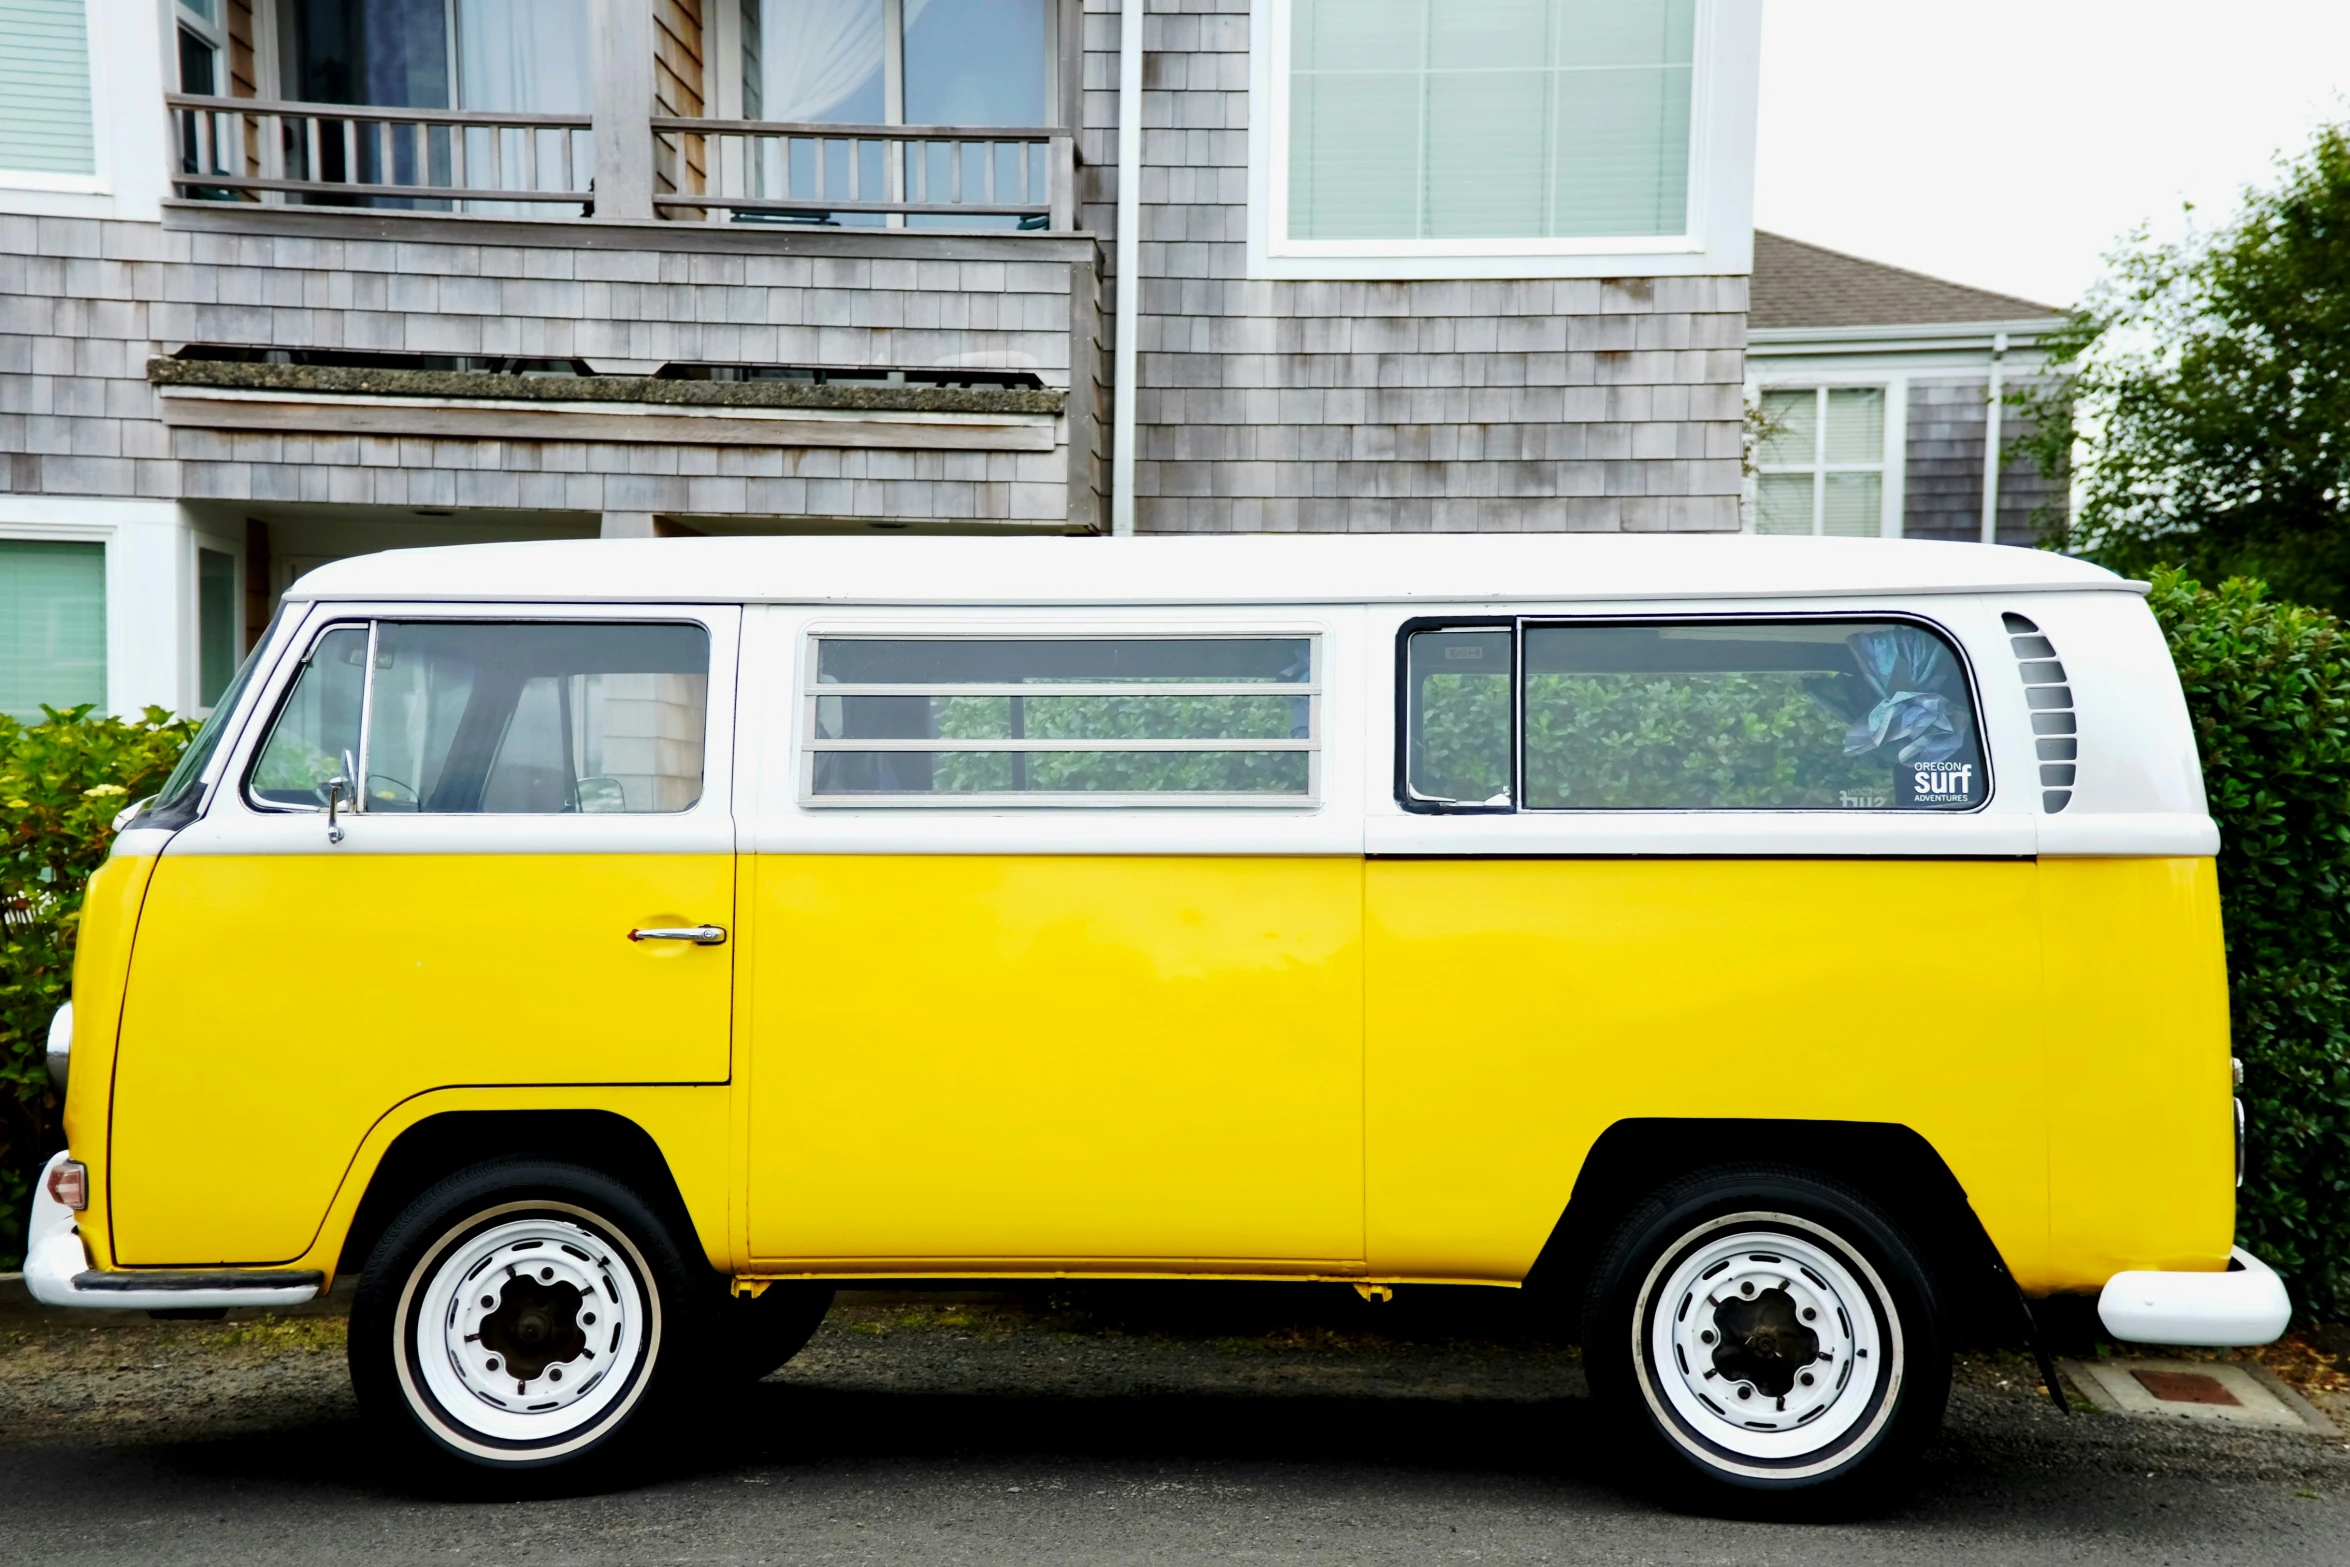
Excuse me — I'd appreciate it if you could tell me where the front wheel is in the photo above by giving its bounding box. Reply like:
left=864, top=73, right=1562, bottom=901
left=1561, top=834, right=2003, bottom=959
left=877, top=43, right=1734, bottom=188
left=351, top=1161, right=696, bottom=1472
left=1582, top=1166, right=1949, bottom=1510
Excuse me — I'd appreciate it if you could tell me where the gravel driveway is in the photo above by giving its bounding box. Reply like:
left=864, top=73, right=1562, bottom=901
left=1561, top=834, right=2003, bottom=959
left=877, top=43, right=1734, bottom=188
left=3, top=1278, right=2346, bottom=1564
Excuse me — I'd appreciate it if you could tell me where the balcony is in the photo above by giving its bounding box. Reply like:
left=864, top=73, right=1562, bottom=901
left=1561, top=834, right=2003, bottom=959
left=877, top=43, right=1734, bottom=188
left=167, top=94, right=1078, bottom=232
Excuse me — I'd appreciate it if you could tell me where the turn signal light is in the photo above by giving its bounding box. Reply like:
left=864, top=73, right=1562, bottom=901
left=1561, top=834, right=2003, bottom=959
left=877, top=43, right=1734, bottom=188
left=46, top=1159, right=87, bottom=1212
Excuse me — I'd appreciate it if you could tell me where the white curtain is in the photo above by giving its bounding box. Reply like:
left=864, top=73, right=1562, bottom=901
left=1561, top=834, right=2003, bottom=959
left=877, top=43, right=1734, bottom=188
left=760, top=0, right=931, bottom=122
left=456, top=0, right=591, bottom=204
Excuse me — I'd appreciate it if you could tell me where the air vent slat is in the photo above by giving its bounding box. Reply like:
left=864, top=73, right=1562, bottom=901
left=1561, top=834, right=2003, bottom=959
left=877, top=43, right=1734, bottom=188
left=2008, top=614, right=2075, bottom=813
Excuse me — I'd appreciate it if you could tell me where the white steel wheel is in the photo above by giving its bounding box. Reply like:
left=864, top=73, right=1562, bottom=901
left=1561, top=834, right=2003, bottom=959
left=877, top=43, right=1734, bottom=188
left=354, top=1162, right=694, bottom=1475
left=399, top=1208, right=655, bottom=1457
left=1635, top=1214, right=1899, bottom=1477
left=1584, top=1166, right=1949, bottom=1505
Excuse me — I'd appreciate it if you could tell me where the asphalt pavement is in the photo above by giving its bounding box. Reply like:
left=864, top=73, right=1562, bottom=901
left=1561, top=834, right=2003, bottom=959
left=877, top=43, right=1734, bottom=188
left=4, top=1281, right=2346, bottom=1565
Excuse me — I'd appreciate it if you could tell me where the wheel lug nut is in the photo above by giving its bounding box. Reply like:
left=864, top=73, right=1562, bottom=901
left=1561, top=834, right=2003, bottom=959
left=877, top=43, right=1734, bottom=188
left=549, top=1368, right=562, bottom=1382
left=582, top=1313, right=596, bottom=1326
left=1736, top=1385, right=1752, bottom=1399
left=1802, top=1307, right=1817, bottom=1321
left=540, top=1268, right=554, bottom=1282
left=481, top=1296, right=495, bottom=1310
left=1801, top=1372, right=1815, bottom=1386
left=1740, top=1281, right=1755, bottom=1296
left=1699, top=1329, right=1715, bottom=1345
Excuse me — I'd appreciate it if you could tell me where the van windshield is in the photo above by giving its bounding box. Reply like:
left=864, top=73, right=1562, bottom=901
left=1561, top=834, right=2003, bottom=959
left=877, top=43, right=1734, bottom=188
left=140, top=606, right=283, bottom=830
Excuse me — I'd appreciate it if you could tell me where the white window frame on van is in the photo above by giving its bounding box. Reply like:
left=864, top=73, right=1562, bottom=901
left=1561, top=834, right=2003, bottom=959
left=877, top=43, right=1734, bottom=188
left=797, top=625, right=1324, bottom=809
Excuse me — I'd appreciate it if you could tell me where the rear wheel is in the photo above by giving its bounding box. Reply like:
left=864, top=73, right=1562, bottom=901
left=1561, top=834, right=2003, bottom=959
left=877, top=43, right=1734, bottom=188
left=351, top=1161, right=696, bottom=1472
left=1582, top=1165, right=1948, bottom=1510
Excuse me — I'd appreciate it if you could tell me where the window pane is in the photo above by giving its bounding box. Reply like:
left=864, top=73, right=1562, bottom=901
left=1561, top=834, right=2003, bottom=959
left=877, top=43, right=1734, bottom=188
left=1754, top=473, right=1814, bottom=536
left=0, top=0, right=98, bottom=175
left=250, top=626, right=368, bottom=807
left=362, top=622, right=709, bottom=814
left=1757, top=389, right=1815, bottom=467
left=1405, top=628, right=1512, bottom=805
left=822, top=751, right=1311, bottom=796
left=1821, top=472, right=1883, bottom=538
left=1824, top=387, right=1885, bottom=465
left=177, top=24, right=217, bottom=94
left=198, top=547, right=237, bottom=708
left=818, top=638, right=1312, bottom=685
left=754, top=0, right=883, bottom=121
left=1288, top=0, right=1695, bottom=243
left=1520, top=622, right=1985, bottom=811
left=0, top=539, right=105, bottom=722
left=904, top=0, right=1043, bottom=125
left=811, top=636, right=1315, bottom=799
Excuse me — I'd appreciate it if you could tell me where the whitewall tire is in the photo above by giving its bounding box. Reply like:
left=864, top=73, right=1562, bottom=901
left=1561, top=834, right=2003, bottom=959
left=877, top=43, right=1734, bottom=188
left=1584, top=1166, right=1949, bottom=1507
left=353, top=1162, right=697, bottom=1473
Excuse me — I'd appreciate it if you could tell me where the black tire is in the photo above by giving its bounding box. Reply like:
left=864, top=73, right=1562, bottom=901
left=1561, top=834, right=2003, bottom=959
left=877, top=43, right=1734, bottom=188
left=1581, top=1164, right=1949, bottom=1513
left=712, top=1282, right=835, bottom=1382
left=350, top=1160, right=701, bottom=1474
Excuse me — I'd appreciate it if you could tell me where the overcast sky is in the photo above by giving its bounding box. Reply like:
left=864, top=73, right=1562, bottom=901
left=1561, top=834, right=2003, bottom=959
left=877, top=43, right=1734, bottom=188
left=1754, top=0, right=2350, bottom=309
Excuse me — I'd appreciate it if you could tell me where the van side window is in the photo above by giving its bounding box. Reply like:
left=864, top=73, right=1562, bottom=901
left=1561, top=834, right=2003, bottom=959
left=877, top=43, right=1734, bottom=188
left=1403, top=628, right=1513, bottom=808
left=247, top=621, right=710, bottom=814
left=1396, top=618, right=1988, bottom=813
left=805, top=635, right=1317, bottom=803
left=1520, top=621, right=1984, bottom=811
left=249, top=625, right=369, bottom=808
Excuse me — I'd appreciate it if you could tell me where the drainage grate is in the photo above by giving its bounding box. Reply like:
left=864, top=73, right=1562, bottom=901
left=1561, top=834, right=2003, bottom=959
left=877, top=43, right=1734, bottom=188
left=2003, top=612, right=2075, bottom=813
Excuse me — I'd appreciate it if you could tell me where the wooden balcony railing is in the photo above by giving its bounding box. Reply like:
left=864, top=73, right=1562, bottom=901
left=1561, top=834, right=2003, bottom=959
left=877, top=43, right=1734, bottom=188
left=652, top=119, right=1077, bottom=230
left=167, top=94, right=593, bottom=207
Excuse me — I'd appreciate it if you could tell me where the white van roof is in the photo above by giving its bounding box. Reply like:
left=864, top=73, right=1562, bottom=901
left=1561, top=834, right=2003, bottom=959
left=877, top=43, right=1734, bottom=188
left=284, top=533, right=2137, bottom=607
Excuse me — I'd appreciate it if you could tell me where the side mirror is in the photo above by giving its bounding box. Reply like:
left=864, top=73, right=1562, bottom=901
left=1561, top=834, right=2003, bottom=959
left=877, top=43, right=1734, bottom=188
left=326, top=775, right=348, bottom=844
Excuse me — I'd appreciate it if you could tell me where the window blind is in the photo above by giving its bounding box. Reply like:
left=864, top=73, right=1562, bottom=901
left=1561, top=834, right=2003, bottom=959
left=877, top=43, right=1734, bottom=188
left=1290, top=0, right=1695, bottom=243
left=0, top=0, right=97, bottom=176
left=0, top=540, right=106, bottom=721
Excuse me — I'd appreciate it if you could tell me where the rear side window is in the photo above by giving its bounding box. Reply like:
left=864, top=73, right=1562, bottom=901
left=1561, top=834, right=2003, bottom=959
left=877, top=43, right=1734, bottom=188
left=1402, top=618, right=1986, bottom=812
left=805, top=634, right=1318, bottom=803
left=248, top=621, right=710, bottom=814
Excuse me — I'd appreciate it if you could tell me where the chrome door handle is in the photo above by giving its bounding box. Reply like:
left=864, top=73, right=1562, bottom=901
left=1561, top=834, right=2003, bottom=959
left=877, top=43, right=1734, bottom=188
left=628, top=925, right=727, bottom=946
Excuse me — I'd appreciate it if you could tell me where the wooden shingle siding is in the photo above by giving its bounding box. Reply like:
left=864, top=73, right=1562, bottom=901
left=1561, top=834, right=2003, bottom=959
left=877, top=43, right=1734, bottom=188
left=654, top=0, right=708, bottom=210
left=1900, top=377, right=2062, bottom=546
left=1082, top=0, right=1745, bottom=533
left=225, top=0, right=256, bottom=97
left=0, top=211, right=1099, bottom=528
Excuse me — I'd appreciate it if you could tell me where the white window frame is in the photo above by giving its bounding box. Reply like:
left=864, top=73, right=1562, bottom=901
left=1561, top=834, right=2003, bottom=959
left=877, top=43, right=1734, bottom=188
left=1746, top=381, right=1903, bottom=539
left=1245, top=0, right=1759, bottom=281
left=171, top=0, right=225, bottom=93
left=797, top=626, right=1324, bottom=808
left=0, top=0, right=113, bottom=198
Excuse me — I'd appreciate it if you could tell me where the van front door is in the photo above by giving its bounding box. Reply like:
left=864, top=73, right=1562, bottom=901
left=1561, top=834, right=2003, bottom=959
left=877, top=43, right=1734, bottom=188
left=109, top=609, right=740, bottom=1266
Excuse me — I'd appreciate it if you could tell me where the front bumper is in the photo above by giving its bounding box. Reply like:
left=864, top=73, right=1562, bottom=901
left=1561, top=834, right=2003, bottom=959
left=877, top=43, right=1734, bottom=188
left=25, top=1152, right=323, bottom=1312
left=2098, top=1247, right=2292, bottom=1347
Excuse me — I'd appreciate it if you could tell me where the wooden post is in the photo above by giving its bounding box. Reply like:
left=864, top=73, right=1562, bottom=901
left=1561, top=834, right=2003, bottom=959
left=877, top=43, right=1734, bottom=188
left=592, top=0, right=656, bottom=221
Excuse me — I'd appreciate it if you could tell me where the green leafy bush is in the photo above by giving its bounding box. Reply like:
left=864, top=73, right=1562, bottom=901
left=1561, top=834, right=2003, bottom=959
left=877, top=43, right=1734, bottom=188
left=2150, top=569, right=2350, bottom=1320
left=0, top=704, right=193, bottom=1265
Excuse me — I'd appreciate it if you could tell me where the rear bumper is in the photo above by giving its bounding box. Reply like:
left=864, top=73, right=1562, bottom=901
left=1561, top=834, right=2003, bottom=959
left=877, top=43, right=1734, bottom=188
left=2097, top=1247, right=2292, bottom=1347
left=25, top=1152, right=323, bottom=1312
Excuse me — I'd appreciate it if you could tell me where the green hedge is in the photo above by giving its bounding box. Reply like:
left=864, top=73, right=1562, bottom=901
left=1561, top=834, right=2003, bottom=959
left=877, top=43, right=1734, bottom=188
left=0, top=705, right=193, bottom=1264
left=2151, top=569, right=2350, bottom=1322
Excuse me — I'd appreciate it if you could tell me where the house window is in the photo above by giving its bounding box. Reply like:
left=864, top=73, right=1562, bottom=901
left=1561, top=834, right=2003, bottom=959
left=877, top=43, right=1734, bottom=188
left=0, top=0, right=98, bottom=176
left=1753, top=386, right=1887, bottom=538
left=743, top=0, right=1051, bottom=228
left=1285, top=0, right=1695, bottom=244
left=0, top=540, right=106, bottom=722
left=197, top=547, right=239, bottom=710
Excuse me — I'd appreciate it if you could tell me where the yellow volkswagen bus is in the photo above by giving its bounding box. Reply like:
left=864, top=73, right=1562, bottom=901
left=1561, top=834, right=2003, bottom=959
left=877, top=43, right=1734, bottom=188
left=27, top=535, right=2286, bottom=1498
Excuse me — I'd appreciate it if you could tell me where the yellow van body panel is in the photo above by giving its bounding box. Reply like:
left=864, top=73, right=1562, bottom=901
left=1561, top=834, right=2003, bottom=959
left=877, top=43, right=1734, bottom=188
left=1365, top=857, right=2054, bottom=1286
left=273, top=1083, right=735, bottom=1282
left=108, top=851, right=735, bottom=1266
left=742, top=854, right=1365, bottom=1269
left=60, top=851, right=160, bottom=1269
left=2041, top=856, right=2235, bottom=1287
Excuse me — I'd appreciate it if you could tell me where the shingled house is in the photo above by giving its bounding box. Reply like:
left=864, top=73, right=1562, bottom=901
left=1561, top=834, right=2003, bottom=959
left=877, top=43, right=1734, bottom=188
left=1744, top=231, right=2069, bottom=544
left=1, top=0, right=1766, bottom=718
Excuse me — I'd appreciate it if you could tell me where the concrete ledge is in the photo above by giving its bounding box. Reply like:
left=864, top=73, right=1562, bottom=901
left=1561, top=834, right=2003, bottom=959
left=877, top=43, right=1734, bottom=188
left=149, top=358, right=1068, bottom=417
left=155, top=381, right=1062, bottom=452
